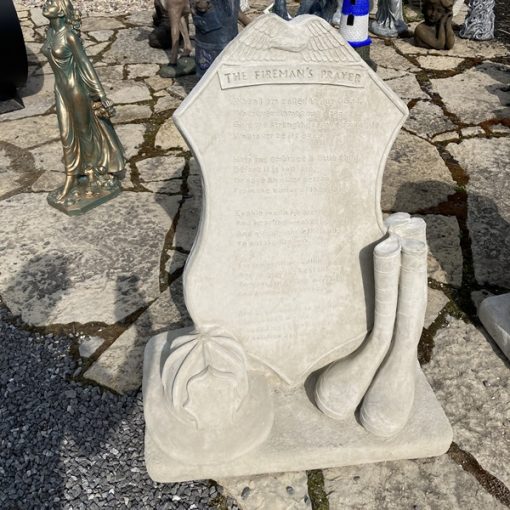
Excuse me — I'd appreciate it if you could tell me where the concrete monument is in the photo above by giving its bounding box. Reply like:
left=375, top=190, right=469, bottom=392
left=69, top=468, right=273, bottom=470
left=143, top=14, right=452, bottom=482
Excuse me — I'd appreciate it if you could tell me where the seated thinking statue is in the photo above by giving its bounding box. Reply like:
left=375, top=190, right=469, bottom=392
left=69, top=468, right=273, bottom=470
left=414, top=0, right=455, bottom=50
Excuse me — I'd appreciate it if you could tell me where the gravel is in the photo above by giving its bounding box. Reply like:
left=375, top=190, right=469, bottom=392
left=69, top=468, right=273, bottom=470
left=0, top=303, right=232, bottom=509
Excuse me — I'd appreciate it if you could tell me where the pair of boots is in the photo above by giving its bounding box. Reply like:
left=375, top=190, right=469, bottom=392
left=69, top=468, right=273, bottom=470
left=315, top=213, right=428, bottom=437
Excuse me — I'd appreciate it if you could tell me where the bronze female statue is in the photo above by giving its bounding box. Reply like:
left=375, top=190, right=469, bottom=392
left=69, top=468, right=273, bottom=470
left=42, top=0, right=125, bottom=214
left=414, top=0, right=455, bottom=50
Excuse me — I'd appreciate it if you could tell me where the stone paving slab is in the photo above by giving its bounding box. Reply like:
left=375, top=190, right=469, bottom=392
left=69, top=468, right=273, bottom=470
left=381, top=131, right=456, bottom=213
left=424, top=318, right=510, bottom=488
left=84, top=279, right=191, bottom=393
left=446, top=138, right=510, bottom=288
left=324, top=455, right=506, bottom=509
left=0, top=192, right=179, bottom=326
left=218, top=472, right=311, bottom=510
left=431, top=62, right=510, bottom=125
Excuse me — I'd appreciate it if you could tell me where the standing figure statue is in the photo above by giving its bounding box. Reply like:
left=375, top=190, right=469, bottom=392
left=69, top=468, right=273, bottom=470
left=459, top=0, right=495, bottom=40
left=414, top=0, right=455, bottom=49
left=42, top=0, right=125, bottom=215
left=370, top=0, right=407, bottom=37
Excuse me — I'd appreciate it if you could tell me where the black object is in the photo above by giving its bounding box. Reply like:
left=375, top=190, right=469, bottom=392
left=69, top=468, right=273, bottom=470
left=149, top=0, right=172, bottom=49
left=0, top=0, right=28, bottom=113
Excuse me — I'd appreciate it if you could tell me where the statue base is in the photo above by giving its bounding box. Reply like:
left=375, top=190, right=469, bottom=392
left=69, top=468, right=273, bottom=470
left=47, top=176, right=121, bottom=216
left=144, top=330, right=453, bottom=483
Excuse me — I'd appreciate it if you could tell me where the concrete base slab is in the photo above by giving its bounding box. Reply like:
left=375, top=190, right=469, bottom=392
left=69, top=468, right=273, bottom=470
left=479, top=293, right=510, bottom=360
left=144, top=331, right=452, bottom=483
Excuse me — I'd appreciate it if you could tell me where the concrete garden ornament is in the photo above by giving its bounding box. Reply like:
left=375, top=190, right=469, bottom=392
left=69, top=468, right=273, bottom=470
left=414, top=0, right=455, bottom=50
left=370, top=0, right=407, bottom=37
left=460, top=0, right=495, bottom=40
left=42, top=0, right=125, bottom=215
left=143, top=14, right=452, bottom=482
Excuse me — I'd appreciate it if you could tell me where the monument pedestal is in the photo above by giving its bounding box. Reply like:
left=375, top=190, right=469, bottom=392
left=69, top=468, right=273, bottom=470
left=144, top=330, right=452, bottom=483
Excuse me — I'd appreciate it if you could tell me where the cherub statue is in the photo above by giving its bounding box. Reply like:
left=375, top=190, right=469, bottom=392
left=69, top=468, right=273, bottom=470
left=42, top=0, right=125, bottom=214
left=414, top=0, right=455, bottom=50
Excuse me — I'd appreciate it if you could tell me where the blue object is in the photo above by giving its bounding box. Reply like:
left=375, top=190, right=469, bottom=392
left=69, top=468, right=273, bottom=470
left=341, top=0, right=370, bottom=17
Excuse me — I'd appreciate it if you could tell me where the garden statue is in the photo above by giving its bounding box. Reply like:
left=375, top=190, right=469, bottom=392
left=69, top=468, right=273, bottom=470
left=143, top=15, right=452, bottom=483
left=158, top=0, right=195, bottom=78
left=191, top=0, right=240, bottom=77
left=370, top=0, right=407, bottom=37
left=460, top=0, right=495, bottom=40
left=149, top=0, right=172, bottom=49
left=42, top=0, right=125, bottom=215
left=0, top=0, right=28, bottom=113
left=414, top=0, right=455, bottom=50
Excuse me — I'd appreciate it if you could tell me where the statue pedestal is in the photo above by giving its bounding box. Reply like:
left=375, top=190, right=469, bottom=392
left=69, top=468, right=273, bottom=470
left=47, top=176, right=121, bottom=216
left=144, top=330, right=452, bottom=483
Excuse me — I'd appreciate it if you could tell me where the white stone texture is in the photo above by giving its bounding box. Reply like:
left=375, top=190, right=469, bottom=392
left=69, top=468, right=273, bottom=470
left=0, top=73, right=55, bottom=122
left=144, top=15, right=451, bottom=482
left=370, top=39, right=419, bottom=72
left=96, top=64, right=125, bottom=83
left=112, top=104, right=152, bottom=124
left=155, top=117, right=188, bottom=151
left=102, top=28, right=172, bottom=65
left=324, top=455, right=506, bottom=509
left=479, top=293, right=510, bottom=360
left=88, top=30, right=114, bottom=42
left=461, top=126, right=486, bottom=138
left=27, top=141, right=65, bottom=191
left=115, top=123, right=147, bottom=159
left=168, top=76, right=199, bottom=100
left=165, top=249, right=188, bottom=276
left=446, top=138, right=510, bottom=288
left=107, top=81, right=152, bottom=105
left=79, top=336, right=105, bottom=358
left=84, top=279, right=191, bottom=393
left=432, top=131, right=460, bottom=143
left=420, top=215, right=463, bottom=288
left=218, top=472, right=311, bottom=510
left=0, top=192, right=179, bottom=326
left=385, top=72, right=428, bottom=102
left=85, top=42, right=110, bottom=57
left=80, top=16, right=125, bottom=31
left=145, top=75, right=173, bottom=91
left=416, top=55, right=464, bottom=71
left=124, top=10, right=154, bottom=26
left=381, top=131, right=456, bottom=213
left=489, top=124, right=510, bottom=135
left=376, top=66, right=408, bottom=81
left=0, top=115, right=60, bottom=148
left=424, top=318, right=510, bottom=487
left=136, top=155, right=185, bottom=193
left=405, top=100, right=455, bottom=140
left=172, top=173, right=201, bottom=252
left=394, top=36, right=508, bottom=59
left=30, top=7, right=48, bottom=27
left=154, top=94, right=182, bottom=113
left=424, top=288, right=449, bottom=329
left=430, top=62, right=510, bottom=125
left=126, top=64, right=160, bottom=79
left=0, top=143, right=40, bottom=199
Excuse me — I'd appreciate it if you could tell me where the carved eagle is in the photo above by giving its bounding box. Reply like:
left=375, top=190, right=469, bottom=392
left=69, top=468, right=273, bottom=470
left=223, top=14, right=357, bottom=64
